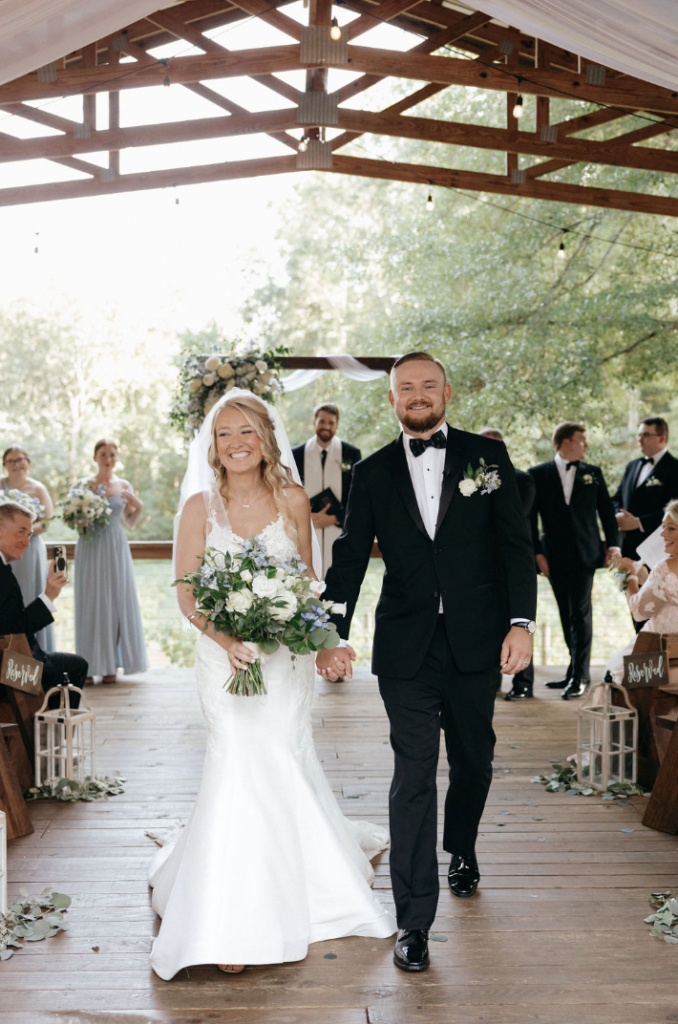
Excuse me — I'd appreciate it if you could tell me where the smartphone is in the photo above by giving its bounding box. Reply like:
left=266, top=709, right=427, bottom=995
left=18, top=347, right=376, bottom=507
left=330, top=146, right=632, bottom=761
left=52, top=545, right=67, bottom=575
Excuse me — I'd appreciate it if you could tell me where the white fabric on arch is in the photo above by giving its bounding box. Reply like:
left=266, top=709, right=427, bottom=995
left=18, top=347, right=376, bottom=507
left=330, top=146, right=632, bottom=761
left=474, top=1, right=678, bottom=92
left=280, top=355, right=387, bottom=392
left=0, top=0, right=164, bottom=87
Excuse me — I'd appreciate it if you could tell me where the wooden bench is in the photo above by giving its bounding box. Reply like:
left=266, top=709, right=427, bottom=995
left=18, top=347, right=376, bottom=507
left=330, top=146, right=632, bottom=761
left=0, top=722, right=32, bottom=839
left=643, top=716, right=678, bottom=834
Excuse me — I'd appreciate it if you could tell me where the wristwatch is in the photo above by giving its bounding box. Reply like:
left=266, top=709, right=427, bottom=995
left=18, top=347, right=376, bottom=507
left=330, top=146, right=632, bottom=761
left=513, top=619, right=536, bottom=635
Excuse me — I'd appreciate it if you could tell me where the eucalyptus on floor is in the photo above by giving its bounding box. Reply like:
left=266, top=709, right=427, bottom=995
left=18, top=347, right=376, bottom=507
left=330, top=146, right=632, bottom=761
left=3, top=666, right=677, bottom=1024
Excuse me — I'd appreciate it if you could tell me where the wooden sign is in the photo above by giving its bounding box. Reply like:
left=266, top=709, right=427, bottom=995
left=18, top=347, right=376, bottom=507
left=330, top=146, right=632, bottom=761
left=623, top=650, right=669, bottom=690
left=0, top=649, right=43, bottom=695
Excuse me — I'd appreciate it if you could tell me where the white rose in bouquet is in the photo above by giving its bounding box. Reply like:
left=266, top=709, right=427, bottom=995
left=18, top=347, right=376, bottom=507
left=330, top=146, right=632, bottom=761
left=331, top=602, right=348, bottom=615
left=239, top=568, right=252, bottom=582
left=189, top=378, right=202, bottom=393
left=261, top=371, right=272, bottom=385
left=217, top=362, right=235, bottom=379
left=202, top=373, right=217, bottom=387
left=244, top=367, right=258, bottom=381
left=205, top=356, right=221, bottom=371
left=252, top=575, right=280, bottom=599
left=226, top=589, right=254, bottom=613
left=271, top=592, right=297, bottom=622
left=255, top=359, right=268, bottom=372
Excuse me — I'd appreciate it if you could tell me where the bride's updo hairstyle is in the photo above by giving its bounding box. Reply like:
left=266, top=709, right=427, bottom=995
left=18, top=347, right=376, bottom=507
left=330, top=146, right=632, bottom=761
left=208, top=396, right=297, bottom=537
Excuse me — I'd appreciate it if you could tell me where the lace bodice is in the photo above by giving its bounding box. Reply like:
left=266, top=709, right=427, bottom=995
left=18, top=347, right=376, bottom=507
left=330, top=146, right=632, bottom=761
left=204, top=486, right=297, bottom=561
left=628, top=558, right=678, bottom=633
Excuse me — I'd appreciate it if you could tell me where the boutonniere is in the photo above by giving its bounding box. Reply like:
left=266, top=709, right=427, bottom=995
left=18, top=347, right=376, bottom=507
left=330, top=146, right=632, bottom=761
left=645, top=476, right=663, bottom=487
left=579, top=473, right=595, bottom=485
left=340, top=459, right=354, bottom=473
left=458, top=458, right=502, bottom=497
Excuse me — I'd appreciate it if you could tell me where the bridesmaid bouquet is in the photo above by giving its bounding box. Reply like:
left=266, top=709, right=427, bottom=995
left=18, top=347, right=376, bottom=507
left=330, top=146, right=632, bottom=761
left=175, top=537, right=345, bottom=696
left=0, top=488, right=45, bottom=523
left=58, top=483, right=112, bottom=539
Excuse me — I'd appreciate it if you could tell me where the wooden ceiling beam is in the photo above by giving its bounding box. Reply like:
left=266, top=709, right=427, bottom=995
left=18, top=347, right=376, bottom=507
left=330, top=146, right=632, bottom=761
left=347, top=0, right=423, bottom=41
left=0, top=154, right=298, bottom=207
left=525, top=117, right=673, bottom=179
left=228, top=0, right=303, bottom=41
left=184, top=82, right=298, bottom=150
left=329, top=153, right=678, bottom=216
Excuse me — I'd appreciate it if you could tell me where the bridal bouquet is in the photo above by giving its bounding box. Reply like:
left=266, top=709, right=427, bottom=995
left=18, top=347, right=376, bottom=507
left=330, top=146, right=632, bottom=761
left=57, top=483, right=112, bottom=539
left=175, top=537, right=344, bottom=696
left=0, top=488, right=46, bottom=524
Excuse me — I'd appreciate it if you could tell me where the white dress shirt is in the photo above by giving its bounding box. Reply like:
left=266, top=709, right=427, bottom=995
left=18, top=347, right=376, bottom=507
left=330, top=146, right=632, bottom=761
left=554, top=452, right=578, bottom=506
left=0, top=549, right=56, bottom=614
left=403, top=422, right=448, bottom=539
left=636, top=446, right=668, bottom=488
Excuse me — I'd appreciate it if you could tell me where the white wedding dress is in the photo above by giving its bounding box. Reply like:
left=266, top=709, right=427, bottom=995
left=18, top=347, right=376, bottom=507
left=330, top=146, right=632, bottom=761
left=149, top=493, right=396, bottom=980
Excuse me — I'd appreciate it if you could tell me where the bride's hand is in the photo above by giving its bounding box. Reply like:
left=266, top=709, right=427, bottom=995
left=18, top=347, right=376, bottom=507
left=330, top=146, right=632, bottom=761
left=213, top=632, right=256, bottom=671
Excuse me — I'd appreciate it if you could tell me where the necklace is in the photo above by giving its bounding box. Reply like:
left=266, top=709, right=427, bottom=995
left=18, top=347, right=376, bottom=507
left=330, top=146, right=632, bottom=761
left=228, top=487, right=266, bottom=509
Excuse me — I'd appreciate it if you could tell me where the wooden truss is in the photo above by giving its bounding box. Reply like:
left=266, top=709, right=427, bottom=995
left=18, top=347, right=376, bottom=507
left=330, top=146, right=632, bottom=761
left=1, top=0, right=678, bottom=214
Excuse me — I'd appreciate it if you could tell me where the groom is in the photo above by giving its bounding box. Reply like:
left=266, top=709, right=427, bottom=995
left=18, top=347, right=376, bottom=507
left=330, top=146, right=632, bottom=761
left=317, top=352, right=536, bottom=972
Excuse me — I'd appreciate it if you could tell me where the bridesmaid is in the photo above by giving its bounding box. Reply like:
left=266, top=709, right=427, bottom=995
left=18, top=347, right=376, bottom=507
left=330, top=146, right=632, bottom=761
left=74, top=439, right=148, bottom=683
left=1, top=445, right=55, bottom=653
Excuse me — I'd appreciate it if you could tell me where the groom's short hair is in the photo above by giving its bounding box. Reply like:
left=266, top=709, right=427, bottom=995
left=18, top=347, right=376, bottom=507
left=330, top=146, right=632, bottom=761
left=552, top=421, right=586, bottom=450
left=390, top=351, right=446, bottom=387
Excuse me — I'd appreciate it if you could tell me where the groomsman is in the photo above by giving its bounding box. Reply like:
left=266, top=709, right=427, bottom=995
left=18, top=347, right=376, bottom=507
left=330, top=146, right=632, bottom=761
left=613, top=416, right=678, bottom=560
left=479, top=428, right=537, bottom=701
left=292, top=404, right=361, bottom=576
left=529, top=422, right=620, bottom=700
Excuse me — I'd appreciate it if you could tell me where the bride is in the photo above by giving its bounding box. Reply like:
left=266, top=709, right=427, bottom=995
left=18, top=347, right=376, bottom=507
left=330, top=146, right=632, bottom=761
left=149, top=389, right=395, bottom=980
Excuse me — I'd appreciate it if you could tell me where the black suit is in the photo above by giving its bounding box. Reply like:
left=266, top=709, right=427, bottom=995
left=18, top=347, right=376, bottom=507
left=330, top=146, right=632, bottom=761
left=612, top=451, right=678, bottom=559
left=512, top=468, right=537, bottom=689
left=324, top=427, right=536, bottom=930
left=291, top=439, right=361, bottom=530
left=0, top=559, right=87, bottom=704
left=528, top=459, right=618, bottom=683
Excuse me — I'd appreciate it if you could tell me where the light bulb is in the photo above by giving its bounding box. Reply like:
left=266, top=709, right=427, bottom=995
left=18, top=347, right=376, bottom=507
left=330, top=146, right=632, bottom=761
left=175, top=197, right=180, bottom=206
left=298, top=136, right=309, bottom=153
left=163, top=74, right=170, bottom=88
left=558, top=241, right=566, bottom=259
left=426, top=193, right=434, bottom=211
left=330, top=17, right=342, bottom=40
left=512, top=94, right=523, bottom=119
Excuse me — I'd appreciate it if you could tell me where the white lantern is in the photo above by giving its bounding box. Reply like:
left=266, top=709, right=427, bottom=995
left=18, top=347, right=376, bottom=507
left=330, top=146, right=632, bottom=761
left=577, top=676, right=638, bottom=791
left=34, top=686, right=96, bottom=787
left=0, top=809, right=6, bottom=914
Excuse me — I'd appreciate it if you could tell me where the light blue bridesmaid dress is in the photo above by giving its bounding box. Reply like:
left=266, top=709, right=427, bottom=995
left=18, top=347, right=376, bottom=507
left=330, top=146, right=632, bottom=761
left=74, top=491, right=148, bottom=677
left=0, top=479, right=55, bottom=653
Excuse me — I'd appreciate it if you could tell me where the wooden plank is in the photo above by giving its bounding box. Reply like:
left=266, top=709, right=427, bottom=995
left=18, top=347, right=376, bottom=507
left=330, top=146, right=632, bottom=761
left=0, top=726, right=32, bottom=839
left=642, top=715, right=678, bottom=833
left=347, top=0, right=423, bottom=40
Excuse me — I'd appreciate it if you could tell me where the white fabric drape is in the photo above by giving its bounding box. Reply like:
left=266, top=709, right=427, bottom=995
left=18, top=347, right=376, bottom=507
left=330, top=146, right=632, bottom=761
left=281, top=355, right=387, bottom=393
left=475, top=1, right=678, bottom=92
left=0, top=0, right=165, bottom=87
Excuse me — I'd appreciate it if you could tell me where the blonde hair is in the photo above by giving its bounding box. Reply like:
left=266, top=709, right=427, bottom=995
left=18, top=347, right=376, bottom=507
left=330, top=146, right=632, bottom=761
left=94, top=438, right=118, bottom=458
left=209, top=397, right=297, bottom=537
left=664, top=499, right=678, bottom=526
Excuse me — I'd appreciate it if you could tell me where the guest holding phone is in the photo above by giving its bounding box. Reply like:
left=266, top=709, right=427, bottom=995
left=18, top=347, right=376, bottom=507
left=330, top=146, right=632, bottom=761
left=74, top=439, right=148, bottom=684
left=1, top=445, right=55, bottom=653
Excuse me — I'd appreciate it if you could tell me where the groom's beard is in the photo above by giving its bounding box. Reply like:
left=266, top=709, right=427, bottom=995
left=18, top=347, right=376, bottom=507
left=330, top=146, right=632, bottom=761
left=400, top=402, right=445, bottom=435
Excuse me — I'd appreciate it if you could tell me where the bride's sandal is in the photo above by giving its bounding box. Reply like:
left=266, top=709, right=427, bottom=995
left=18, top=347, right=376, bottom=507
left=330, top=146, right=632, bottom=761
left=218, top=964, right=245, bottom=974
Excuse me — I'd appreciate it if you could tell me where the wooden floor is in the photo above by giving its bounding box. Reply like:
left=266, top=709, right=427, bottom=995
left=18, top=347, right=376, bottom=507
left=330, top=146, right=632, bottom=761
left=3, top=666, right=678, bottom=1024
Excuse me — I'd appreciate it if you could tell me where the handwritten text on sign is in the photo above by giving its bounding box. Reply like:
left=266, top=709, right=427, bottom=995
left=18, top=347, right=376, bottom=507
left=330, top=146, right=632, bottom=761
left=623, top=651, right=670, bottom=689
left=0, top=650, right=43, bottom=694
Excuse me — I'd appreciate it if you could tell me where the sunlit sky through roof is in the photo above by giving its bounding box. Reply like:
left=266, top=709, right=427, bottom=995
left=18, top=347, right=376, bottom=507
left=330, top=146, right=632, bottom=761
left=0, top=3, right=421, bottom=343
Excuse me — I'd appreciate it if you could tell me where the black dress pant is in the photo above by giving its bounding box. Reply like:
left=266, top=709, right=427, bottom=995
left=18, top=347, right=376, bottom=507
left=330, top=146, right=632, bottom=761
left=378, top=618, right=498, bottom=931
left=41, top=651, right=88, bottom=708
left=548, top=563, right=595, bottom=682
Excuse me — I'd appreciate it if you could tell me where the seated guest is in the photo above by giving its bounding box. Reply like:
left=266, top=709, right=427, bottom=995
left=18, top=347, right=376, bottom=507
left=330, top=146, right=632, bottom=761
left=0, top=500, right=87, bottom=704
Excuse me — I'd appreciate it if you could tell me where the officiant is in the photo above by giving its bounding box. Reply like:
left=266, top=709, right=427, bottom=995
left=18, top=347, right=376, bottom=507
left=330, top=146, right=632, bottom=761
left=292, top=404, right=361, bottom=576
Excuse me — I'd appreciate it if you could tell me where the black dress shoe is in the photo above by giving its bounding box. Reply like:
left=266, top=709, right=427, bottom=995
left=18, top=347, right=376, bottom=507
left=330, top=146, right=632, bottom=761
left=504, top=684, right=533, bottom=701
left=448, top=852, right=480, bottom=897
left=545, top=676, right=571, bottom=689
left=562, top=679, right=589, bottom=700
left=393, top=929, right=429, bottom=972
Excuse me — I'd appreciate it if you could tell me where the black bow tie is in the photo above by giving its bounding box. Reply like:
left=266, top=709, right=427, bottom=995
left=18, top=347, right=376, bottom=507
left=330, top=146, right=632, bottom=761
left=641, top=456, right=655, bottom=465
left=409, top=430, right=447, bottom=458
left=565, top=461, right=580, bottom=471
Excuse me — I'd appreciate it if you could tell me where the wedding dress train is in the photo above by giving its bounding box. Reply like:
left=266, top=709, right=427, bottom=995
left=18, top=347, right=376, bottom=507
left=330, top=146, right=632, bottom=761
left=149, top=499, right=395, bottom=980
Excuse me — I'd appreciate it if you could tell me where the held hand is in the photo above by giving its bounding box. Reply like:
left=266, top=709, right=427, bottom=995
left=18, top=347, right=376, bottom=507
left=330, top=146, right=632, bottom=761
left=604, top=546, right=622, bottom=569
left=213, top=633, right=256, bottom=672
left=536, top=554, right=549, bottom=577
left=45, top=560, right=68, bottom=600
left=500, top=626, right=533, bottom=676
left=311, top=504, right=338, bottom=530
left=616, top=509, right=640, bottom=531
left=317, top=645, right=356, bottom=681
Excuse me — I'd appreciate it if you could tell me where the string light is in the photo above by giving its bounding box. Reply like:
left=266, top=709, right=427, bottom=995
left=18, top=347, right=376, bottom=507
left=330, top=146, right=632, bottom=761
left=330, top=17, right=342, bottom=41
left=34, top=232, right=39, bottom=255
left=298, top=136, right=309, bottom=153
left=426, top=192, right=434, bottom=211
left=163, top=75, right=170, bottom=88
left=558, top=241, right=566, bottom=258
left=512, top=94, right=524, bottom=119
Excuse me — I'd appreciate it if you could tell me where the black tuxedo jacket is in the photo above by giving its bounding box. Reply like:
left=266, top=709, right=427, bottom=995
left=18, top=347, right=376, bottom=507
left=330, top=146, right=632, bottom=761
left=323, top=427, right=536, bottom=679
left=292, top=439, right=362, bottom=529
left=612, top=451, right=678, bottom=558
left=0, top=558, right=53, bottom=660
left=515, top=467, right=536, bottom=519
left=528, top=460, right=619, bottom=571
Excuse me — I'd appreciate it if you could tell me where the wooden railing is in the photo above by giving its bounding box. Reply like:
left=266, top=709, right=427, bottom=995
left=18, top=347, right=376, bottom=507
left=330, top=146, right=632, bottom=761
left=57, top=541, right=382, bottom=559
